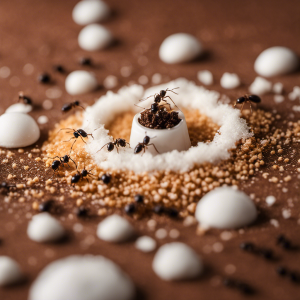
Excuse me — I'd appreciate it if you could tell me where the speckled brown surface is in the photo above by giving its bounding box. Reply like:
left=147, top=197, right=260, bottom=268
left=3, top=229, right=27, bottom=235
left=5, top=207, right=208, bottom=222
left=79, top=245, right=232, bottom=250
left=0, top=0, right=300, bottom=299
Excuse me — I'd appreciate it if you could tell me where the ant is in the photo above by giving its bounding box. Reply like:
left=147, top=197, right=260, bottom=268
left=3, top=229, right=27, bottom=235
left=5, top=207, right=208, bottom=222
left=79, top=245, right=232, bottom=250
left=49, top=154, right=77, bottom=174
left=234, top=94, right=261, bottom=113
left=71, top=166, right=96, bottom=186
left=18, top=91, right=32, bottom=105
left=1, top=182, right=15, bottom=194
left=97, top=138, right=130, bottom=154
left=58, top=128, right=94, bottom=152
left=134, top=132, right=159, bottom=155
left=138, top=87, right=180, bottom=111
left=61, top=101, right=85, bottom=113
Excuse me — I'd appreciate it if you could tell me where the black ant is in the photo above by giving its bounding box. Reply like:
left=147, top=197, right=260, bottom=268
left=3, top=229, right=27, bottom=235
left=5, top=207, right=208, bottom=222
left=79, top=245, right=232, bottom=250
left=71, top=166, right=96, bottom=186
left=97, top=138, right=130, bottom=154
left=58, top=128, right=94, bottom=152
left=49, top=154, right=77, bottom=174
left=234, top=94, right=261, bottom=113
left=18, top=91, right=32, bottom=105
left=138, top=87, right=180, bottom=111
left=61, top=101, right=85, bottom=113
left=134, top=132, right=159, bottom=155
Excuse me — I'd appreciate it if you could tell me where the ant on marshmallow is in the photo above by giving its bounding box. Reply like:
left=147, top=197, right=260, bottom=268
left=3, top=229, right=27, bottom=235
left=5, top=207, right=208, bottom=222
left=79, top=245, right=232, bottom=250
left=234, top=94, right=261, bottom=113
left=97, top=138, right=130, bottom=154
left=134, top=132, right=159, bottom=155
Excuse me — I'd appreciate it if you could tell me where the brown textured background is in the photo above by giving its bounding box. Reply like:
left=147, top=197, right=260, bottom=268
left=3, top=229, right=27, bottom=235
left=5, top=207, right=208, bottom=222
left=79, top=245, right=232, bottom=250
left=0, top=0, right=300, bottom=299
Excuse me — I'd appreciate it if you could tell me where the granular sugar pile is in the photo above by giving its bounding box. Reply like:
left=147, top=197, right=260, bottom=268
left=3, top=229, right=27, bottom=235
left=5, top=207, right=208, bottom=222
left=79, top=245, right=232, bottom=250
left=42, top=105, right=300, bottom=218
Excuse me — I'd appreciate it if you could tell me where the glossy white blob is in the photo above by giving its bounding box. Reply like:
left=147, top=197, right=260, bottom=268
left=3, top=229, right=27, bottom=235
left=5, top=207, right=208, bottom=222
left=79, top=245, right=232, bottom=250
left=249, top=76, right=272, bottom=95
left=72, top=0, right=110, bottom=25
left=130, top=112, right=191, bottom=155
left=220, top=72, right=241, bottom=89
left=135, top=236, right=156, bottom=252
left=65, top=71, right=98, bottom=95
left=195, top=187, right=257, bottom=229
left=29, top=255, right=135, bottom=300
left=97, top=214, right=135, bottom=243
left=78, top=24, right=112, bottom=51
left=254, top=46, right=298, bottom=77
left=5, top=103, right=32, bottom=113
left=159, top=33, right=202, bottom=64
left=27, top=213, right=65, bottom=243
left=0, top=256, right=22, bottom=286
left=152, top=242, right=203, bottom=281
left=0, top=113, right=40, bottom=148
left=197, top=70, right=213, bottom=85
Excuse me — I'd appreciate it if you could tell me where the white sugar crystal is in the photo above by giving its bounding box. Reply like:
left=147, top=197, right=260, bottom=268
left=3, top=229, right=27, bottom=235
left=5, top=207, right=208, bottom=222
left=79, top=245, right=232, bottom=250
left=27, top=213, right=65, bottom=243
left=29, top=255, right=135, bottom=300
left=5, top=103, right=32, bottom=114
left=197, top=70, right=213, bottom=85
left=135, top=236, right=156, bottom=252
left=254, top=46, right=299, bottom=77
left=83, top=78, right=252, bottom=173
left=274, top=95, right=284, bottom=103
left=0, top=256, right=22, bottom=286
left=249, top=76, right=272, bottom=95
left=65, top=71, right=98, bottom=95
left=273, top=82, right=283, bottom=94
left=78, top=24, right=112, bottom=51
left=288, top=86, right=300, bottom=101
left=72, top=0, right=110, bottom=25
left=195, top=187, right=257, bottom=229
left=159, top=33, right=202, bottom=64
left=220, top=72, right=241, bottom=89
left=155, top=228, right=167, bottom=239
left=0, top=113, right=40, bottom=148
left=97, top=214, right=135, bottom=243
left=152, top=73, right=162, bottom=84
left=103, top=75, right=118, bottom=89
left=265, top=195, right=276, bottom=206
left=37, top=115, right=49, bottom=124
left=152, top=243, right=203, bottom=281
left=282, top=209, right=291, bottom=219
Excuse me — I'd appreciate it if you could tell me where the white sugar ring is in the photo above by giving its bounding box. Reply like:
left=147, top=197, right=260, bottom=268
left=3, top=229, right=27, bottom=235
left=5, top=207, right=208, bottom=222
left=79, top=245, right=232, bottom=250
left=83, top=78, right=252, bottom=173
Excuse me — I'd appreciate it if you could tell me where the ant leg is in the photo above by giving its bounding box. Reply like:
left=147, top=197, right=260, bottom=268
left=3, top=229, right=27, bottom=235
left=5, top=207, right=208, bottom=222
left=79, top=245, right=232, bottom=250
left=48, top=156, right=60, bottom=160
left=69, top=139, right=77, bottom=154
left=85, top=177, right=89, bottom=183
left=139, top=94, right=155, bottom=103
left=58, top=128, right=75, bottom=134
left=134, top=103, right=147, bottom=110
left=164, top=96, right=181, bottom=111
left=240, top=102, right=245, bottom=112
left=166, top=87, right=179, bottom=95
left=69, top=157, right=77, bottom=169
left=79, top=135, right=87, bottom=144
left=141, top=146, right=146, bottom=157
left=249, top=102, right=253, bottom=114
left=64, top=137, right=76, bottom=143
left=126, top=142, right=131, bottom=148
left=78, top=105, right=86, bottom=111
left=97, top=143, right=109, bottom=153
left=116, top=146, right=119, bottom=154
left=87, top=133, right=94, bottom=139
left=148, top=143, right=159, bottom=154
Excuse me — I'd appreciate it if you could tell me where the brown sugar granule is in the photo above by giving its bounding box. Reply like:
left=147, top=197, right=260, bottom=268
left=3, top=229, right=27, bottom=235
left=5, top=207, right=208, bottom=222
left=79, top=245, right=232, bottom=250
left=138, top=107, right=181, bottom=129
left=41, top=109, right=300, bottom=217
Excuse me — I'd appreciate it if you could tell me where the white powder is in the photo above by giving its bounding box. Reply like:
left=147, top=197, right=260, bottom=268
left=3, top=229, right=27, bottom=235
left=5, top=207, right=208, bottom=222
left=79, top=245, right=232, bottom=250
left=197, top=70, right=213, bottom=85
left=83, top=78, right=252, bottom=173
left=249, top=77, right=272, bottom=95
